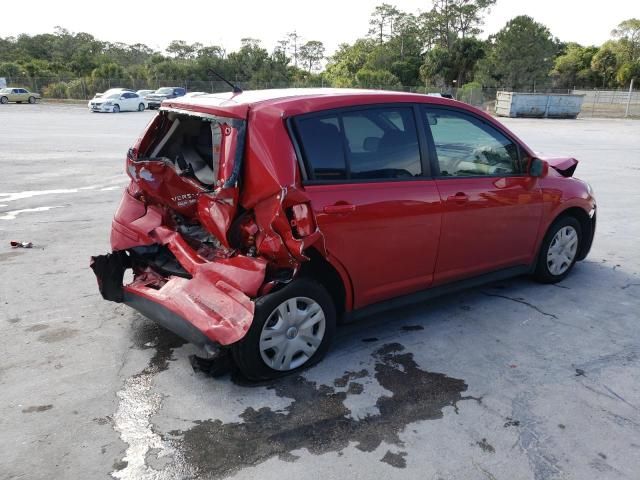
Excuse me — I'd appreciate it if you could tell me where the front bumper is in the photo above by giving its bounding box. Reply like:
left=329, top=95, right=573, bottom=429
left=90, top=105, right=115, bottom=113
left=146, top=101, right=163, bottom=108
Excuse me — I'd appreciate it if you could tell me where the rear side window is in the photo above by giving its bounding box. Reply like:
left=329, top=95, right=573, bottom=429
left=294, top=106, right=422, bottom=181
left=295, top=114, right=347, bottom=180
left=342, top=108, right=421, bottom=179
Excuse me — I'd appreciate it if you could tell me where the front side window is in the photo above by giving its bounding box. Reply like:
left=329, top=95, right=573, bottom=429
left=295, top=106, right=422, bottom=181
left=425, top=108, right=521, bottom=177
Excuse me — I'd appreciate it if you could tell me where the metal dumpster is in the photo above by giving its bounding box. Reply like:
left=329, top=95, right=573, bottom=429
left=495, top=91, right=585, bottom=118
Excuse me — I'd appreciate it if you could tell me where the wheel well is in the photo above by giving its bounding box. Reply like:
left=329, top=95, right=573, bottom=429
left=556, top=206, right=594, bottom=260
left=299, top=248, right=347, bottom=317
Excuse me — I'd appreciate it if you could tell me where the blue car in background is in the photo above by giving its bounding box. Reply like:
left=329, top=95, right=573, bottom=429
left=145, top=87, right=186, bottom=110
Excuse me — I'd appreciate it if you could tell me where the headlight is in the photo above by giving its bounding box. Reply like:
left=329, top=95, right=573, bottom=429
left=585, top=181, right=594, bottom=196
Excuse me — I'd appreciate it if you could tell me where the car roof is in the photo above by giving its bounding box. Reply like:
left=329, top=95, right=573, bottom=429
left=164, top=88, right=463, bottom=119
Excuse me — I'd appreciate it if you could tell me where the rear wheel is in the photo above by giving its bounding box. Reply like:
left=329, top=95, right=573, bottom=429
left=112, top=104, right=120, bottom=113
left=28, top=96, right=36, bottom=104
left=138, top=103, right=145, bottom=111
left=0, top=96, right=8, bottom=104
left=534, top=216, right=582, bottom=283
left=232, top=278, right=336, bottom=380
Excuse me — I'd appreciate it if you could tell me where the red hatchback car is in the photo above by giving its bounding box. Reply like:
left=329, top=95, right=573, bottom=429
left=91, top=88, right=596, bottom=380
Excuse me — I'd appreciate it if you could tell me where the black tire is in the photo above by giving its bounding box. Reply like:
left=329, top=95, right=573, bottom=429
left=113, top=104, right=120, bottom=113
left=0, top=96, right=7, bottom=104
left=138, top=103, right=145, bottom=111
left=232, top=278, right=336, bottom=381
left=28, top=96, right=36, bottom=104
left=534, top=215, right=582, bottom=283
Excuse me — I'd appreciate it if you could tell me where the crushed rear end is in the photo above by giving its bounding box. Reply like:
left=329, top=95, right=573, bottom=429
left=91, top=102, right=323, bottom=356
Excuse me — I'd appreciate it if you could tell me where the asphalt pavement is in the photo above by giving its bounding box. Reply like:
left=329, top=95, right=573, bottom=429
left=1, top=103, right=639, bottom=480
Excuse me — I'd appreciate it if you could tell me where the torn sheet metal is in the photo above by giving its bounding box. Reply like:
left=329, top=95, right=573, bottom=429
left=93, top=108, right=325, bottom=347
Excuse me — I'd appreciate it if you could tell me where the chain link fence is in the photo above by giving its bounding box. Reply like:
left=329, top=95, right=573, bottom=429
left=2, top=76, right=638, bottom=118
left=573, top=89, right=640, bottom=118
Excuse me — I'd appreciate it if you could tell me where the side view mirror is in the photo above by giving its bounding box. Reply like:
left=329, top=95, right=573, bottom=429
left=530, top=158, right=549, bottom=178
left=426, top=113, right=438, bottom=125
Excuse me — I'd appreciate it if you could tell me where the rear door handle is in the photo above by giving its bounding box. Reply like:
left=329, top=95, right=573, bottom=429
left=323, top=204, right=356, bottom=214
left=447, top=192, right=469, bottom=204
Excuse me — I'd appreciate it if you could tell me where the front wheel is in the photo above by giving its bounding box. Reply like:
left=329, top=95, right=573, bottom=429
left=0, top=96, right=7, bottom=104
left=28, top=96, right=36, bottom=104
left=534, top=216, right=582, bottom=283
left=112, top=104, right=120, bottom=113
left=232, top=278, right=336, bottom=380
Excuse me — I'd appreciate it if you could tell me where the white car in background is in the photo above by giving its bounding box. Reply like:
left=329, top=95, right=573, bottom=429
left=90, top=87, right=133, bottom=101
left=89, top=91, right=146, bottom=113
left=136, top=90, right=155, bottom=108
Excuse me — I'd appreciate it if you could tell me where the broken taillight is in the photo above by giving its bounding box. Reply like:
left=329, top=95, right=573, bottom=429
left=287, top=203, right=316, bottom=238
left=127, top=181, right=144, bottom=201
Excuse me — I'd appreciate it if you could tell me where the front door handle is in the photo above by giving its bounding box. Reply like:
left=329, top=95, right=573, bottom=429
left=447, top=192, right=469, bottom=204
left=323, top=204, right=356, bottom=214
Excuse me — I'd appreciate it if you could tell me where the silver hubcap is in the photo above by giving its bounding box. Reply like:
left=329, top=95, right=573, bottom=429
left=259, top=297, right=326, bottom=371
left=547, top=226, right=578, bottom=276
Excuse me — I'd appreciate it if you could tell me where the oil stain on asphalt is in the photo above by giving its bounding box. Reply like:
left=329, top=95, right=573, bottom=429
left=169, top=343, right=472, bottom=478
left=111, top=319, right=194, bottom=480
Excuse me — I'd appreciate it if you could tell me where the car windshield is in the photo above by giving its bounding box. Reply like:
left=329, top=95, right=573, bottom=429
left=106, top=93, right=121, bottom=99
left=155, top=88, right=173, bottom=94
left=0, top=88, right=10, bottom=93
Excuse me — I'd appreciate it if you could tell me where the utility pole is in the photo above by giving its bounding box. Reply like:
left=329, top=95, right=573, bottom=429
left=625, top=78, right=635, bottom=118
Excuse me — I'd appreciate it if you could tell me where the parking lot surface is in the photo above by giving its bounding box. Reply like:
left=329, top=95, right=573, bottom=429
left=1, top=103, right=639, bottom=480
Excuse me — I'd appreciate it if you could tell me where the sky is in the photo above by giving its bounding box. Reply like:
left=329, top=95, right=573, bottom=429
left=2, top=0, right=638, bottom=55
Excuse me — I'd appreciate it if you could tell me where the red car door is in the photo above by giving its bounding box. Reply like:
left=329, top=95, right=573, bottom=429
left=294, top=106, right=442, bottom=308
left=422, top=107, right=543, bottom=285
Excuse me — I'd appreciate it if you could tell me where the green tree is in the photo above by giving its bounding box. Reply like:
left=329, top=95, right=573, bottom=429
left=166, top=40, right=202, bottom=59
left=0, top=61, right=23, bottom=78
left=299, top=41, right=325, bottom=73
left=91, top=62, right=125, bottom=80
left=324, top=39, right=376, bottom=87
left=612, top=18, right=640, bottom=62
left=420, top=37, right=485, bottom=86
left=226, top=38, right=270, bottom=82
left=419, top=0, right=496, bottom=50
left=591, top=41, right=620, bottom=88
left=477, top=15, right=557, bottom=89
left=368, top=4, right=401, bottom=44
left=551, top=43, right=599, bottom=88
left=355, top=68, right=401, bottom=88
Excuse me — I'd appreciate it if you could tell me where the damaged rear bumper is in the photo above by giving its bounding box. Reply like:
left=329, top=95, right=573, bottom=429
left=90, top=238, right=265, bottom=354
left=123, top=289, right=222, bottom=357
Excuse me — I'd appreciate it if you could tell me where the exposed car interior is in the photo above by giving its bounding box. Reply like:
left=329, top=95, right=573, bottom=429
left=148, top=114, right=219, bottom=186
